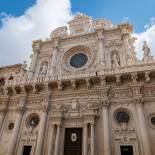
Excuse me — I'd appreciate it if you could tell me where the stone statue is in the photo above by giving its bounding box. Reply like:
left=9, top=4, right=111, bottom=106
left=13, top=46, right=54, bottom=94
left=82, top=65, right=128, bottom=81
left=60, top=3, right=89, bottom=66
left=20, top=61, right=27, bottom=73
left=112, top=53, right=120, bottom=67
left=142, top=41, right=154, bottom=63
left=40, top=62, right=48, bottom=75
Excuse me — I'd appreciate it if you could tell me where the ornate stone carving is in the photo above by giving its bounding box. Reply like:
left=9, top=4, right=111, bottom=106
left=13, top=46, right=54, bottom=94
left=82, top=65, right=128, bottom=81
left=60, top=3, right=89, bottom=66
left=50, top=26, right=68, bottom=38
left=68, top=13, right=92, bottom=35
left=114, top=127, right=135, bottom=135
left=71, top=99, right=78, bottom=110
left=130, top=85, right=142, bottom=96
left=93, top=19, right=112, bottom=30
left=108, top=88, right=133, bottom=98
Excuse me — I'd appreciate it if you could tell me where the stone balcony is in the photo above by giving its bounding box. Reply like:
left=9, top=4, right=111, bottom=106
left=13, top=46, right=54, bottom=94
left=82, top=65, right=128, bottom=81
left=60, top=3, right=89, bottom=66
left=1, top=62, right=154, bottom=95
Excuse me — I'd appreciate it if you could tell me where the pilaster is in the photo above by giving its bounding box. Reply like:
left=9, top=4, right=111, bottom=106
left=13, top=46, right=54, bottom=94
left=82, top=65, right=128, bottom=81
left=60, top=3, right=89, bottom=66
left=102, top=100, right=111, bottom=155
left=135, top=98, right=152, bottom=155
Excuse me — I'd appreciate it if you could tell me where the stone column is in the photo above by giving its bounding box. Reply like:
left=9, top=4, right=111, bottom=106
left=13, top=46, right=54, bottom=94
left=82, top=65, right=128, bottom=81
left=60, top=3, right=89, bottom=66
left=102, top=101, right=111, bottom=155
left=122, top=33, right=130, bottom=66
left=47, top=124, right=54, bottom=155
left=0, top=107, right=6, bottom=132
left=35, top=103, right=49, bottom=155
left=136, top=101, right=152, bottom=155
left=29, top=40, right=41, bottom=77
left=7, top=105, right=25, bottom=155
left=30, top=51, right=38, bottom=73
left=51, top=46, right=58, bottom=68
left=90, top=123, right=95, bottom=155
left=50, top=39, right=59, bottom=76
left=83, top=123, right=88, bottom=155
left=54, top=124, right=61, bottom=155
left=97, top=30, right=105, bottom=68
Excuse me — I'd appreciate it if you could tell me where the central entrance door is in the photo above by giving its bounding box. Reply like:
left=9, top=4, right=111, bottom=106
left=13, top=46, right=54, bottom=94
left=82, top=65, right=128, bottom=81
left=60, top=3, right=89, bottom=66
left=64, top=128, right=82, bottom=155
left=22, top=145, right=32, bottom=155
left=120, top=145, right=134, bottom=155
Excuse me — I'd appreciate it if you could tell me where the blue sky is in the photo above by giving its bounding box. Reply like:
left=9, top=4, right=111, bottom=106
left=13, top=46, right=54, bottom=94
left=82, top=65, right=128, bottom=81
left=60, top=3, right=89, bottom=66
left=0, top=0, right=155, bottom=66
left=0, top=0, right=155, bottom=32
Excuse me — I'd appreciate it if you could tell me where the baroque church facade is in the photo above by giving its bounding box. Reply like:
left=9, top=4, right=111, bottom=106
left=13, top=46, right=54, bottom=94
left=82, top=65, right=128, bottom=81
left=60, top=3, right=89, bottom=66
left=0, top=14, right=155, bottom=155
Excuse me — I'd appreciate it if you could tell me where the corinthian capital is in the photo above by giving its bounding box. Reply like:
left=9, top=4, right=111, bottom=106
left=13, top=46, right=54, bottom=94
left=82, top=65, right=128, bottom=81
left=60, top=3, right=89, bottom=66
left=17, top=103, right=26, bottom=114
left=102, top=100, right=110, bottom=108
left=0, top=106, right=7, bottom=114
left=134, top=97, right=144, bottom=104
left=97, top=30, right=104, bottom=41
left=41, top=102, right=49, bottom=113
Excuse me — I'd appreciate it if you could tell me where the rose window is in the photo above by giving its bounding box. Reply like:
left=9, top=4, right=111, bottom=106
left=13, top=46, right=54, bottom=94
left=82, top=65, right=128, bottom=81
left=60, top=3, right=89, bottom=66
left=70, top=53, right=88, bottom=68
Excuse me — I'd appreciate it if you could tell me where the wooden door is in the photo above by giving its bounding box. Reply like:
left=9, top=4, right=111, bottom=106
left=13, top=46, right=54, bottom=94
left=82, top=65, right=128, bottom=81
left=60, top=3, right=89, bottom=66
left=64, top=128, right=82, bottom=155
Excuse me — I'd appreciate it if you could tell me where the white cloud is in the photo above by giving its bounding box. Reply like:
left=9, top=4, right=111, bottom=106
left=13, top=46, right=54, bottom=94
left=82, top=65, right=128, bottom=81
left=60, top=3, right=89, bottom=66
left=134, top=20, right=155, bottom=59
left=0, top=0, right=73, bottom=66
left=0, top=1, right=154, bottom=66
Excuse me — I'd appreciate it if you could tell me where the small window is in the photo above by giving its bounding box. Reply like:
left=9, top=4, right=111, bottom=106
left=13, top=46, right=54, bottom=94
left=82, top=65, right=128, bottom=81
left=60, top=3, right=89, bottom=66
left=29, top=116, right=39, bottom=127
left=26, top=114, right=40, bottom=128
left=151, top=116, right=155, bottom=125
left=149, top=114, right=155, bottom=129
left=116, top=111, right=130, bottom=123
left=8, top=122, right=14, bottom=130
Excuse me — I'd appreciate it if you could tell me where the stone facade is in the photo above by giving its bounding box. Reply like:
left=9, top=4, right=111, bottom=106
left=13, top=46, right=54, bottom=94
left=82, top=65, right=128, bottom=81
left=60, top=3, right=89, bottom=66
left=0, top=13, right=155, bottom=155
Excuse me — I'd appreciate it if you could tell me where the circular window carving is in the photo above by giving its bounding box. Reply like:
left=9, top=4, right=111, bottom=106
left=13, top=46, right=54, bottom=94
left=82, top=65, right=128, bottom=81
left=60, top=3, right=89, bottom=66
left=26, top=114, right=40, bottom=128
left=151, top=117, right=155, bottom=125
left=8, top=122, right=14, bottom=130
left=61, top=45, right=95, bottom=71
left=5, top=120, right=15, bottom=133
left=71, top=133, right=77, bottom=142
left=149, top=114, right=155, bottom=129
left=70, top=53, right=88, bottom=68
